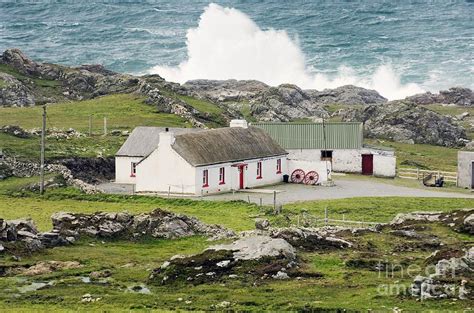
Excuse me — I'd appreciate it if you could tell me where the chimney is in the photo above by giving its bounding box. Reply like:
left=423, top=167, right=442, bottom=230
left=230, top=119, right=248, bottom=129
left=159, top=131, right=175, bottom=146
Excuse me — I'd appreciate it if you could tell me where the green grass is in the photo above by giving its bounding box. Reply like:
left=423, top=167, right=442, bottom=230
left=0, top=94, right=191, bottom=160
left=0, top=78, right=8, bottom=88
left=0, top=94, right=189, bottom=132
left=1, top=177, right=473, bottom=311
left=175, top=94, right=223, bottom=115
left=365, top=139, right=460, bottom=171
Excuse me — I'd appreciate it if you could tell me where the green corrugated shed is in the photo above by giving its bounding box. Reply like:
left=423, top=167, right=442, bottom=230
left=252, top=122, right=363, bottom=149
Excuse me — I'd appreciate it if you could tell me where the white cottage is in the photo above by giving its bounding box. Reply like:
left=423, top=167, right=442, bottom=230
left=116, top=120, right=288, bottom=195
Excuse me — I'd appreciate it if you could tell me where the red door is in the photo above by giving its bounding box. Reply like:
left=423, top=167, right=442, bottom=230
left=239, top=165, right=245, bottom=189
left=362, top=154, right=373, bottom=175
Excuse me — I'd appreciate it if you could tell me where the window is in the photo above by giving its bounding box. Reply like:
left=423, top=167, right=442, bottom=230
left=321, top=150, right=333, bottom=161
left=202, top=169, right=209, bottom=187
left=257, top=162, right=262, bottom=179
left=219, top=167, right=225, bottom=184
left=130, top=162, right=137, bottom=177
left=276, top=159, right=282, bottom=174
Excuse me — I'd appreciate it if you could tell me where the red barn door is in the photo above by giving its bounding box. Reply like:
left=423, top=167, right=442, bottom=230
left=362, top=154, right=373, bottom=175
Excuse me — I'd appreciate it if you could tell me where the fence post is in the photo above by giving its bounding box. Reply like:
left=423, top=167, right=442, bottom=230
left=273, top=191, right=277, bottom=214
left=103, top=117, right=107, bottom=136
left=324, top=207, right=328, bottom=225
left=168, top=186, right=171, bottom=198
left=416, top=168, right=419, bottom=180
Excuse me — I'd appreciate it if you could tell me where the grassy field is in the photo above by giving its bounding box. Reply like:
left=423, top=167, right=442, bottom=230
left=0, top=94, right=189, bottom=132
left=0, top=176, right=473, bottom=311
left=365, top=138, right=460, bottom=171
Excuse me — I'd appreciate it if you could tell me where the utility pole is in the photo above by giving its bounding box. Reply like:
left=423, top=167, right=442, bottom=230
left=40, top=105, right=46, bottom=195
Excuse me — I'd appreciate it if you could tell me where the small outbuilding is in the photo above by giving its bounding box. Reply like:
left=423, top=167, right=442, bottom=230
left=457, top=151, right=474, bottom=189
left=253, top=122, right=396, bottom=178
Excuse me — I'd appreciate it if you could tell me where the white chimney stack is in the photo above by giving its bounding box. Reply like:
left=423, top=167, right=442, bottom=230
left=159, top=131, right=175, bottom=146
left=230, top=119, right=248, bottom=129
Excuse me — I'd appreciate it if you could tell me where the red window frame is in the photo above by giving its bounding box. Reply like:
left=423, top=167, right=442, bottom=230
left=257, top=162, right=262, bottom=179
left=130, top=162, right=137, bottom=177
left=202, top=169, right=209, bottom=187
left=276, top=159, right=282, bottom=174
left=219, top=167, right=225, bottom=185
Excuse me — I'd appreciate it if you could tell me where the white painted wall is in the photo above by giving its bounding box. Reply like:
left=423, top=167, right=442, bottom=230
left=373, top=154, right=397, bottom=177
left=457, top=151, right=474, bottom=188
left=287, top=148, right=396, bottom=177
left=196, top=156, right=287, bottom=195
left=135, top=132, right=196, bottom=194
left=115, top=156, right=142, bottom=184
left=287, top=159, right=330, bottom=184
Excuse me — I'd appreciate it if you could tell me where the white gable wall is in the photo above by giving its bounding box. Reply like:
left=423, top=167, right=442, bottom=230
left=115, top=156, right=142, bottom=184
left=135, top=133, right=196, bottom=194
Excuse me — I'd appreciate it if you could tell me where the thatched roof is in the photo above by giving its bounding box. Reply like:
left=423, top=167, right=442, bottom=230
left=172, top=126, right=287, bottom=166
left=116, top=127, right=200, bottom=157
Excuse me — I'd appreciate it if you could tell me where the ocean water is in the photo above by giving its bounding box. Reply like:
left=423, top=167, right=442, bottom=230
left=0, top=1, right=472, bottom=99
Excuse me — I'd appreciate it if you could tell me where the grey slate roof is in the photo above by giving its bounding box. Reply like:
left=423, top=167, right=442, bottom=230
left=172, top=126, right=288, bottom=166
left=116, top=127, right=200, bottom=157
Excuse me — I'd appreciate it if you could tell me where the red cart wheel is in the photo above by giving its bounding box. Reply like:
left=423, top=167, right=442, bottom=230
left=291, top=169, right=305, bottom=183
left=303, top=171, right=319, bottom=185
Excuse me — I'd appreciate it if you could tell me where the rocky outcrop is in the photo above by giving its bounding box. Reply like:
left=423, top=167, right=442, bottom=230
left=306, top=85, right=387, bottom=106
left=390, top=209, right=474, bottom=235
left=0, top=218, right=72, bottom=254
left=251, top=84, right=328, bottom=121
left=51, top=208, right=235, bottom=241
left=55, top=157, right=114, bottom=184
left=208, top=235, right=296, bottom=260
left=411, top=247, right=473, bottom=300
left=0, top=73, right=35, bottom=107
left=0, top=156, right=100, bottom=193
left=268, top=227, right=353, bottom=250
left=149, top=235, right=309, bottom=285
left=342, top=101, right=468, bottom=146
left=181, top=81, right=386, bottom=122
left=406, top=87, right=473, bottom=106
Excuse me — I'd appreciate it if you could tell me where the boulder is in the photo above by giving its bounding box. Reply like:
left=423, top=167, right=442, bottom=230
left=149, top=235, right=310, bottom=285
left=208, top=236, right=296, bottom=261
left=268, top=227, right=352, bottom=250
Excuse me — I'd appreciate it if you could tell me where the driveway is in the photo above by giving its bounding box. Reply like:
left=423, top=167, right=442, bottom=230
left=98, top=178, right=474, bottom=206
left=203, top=178, right=474, bottom=205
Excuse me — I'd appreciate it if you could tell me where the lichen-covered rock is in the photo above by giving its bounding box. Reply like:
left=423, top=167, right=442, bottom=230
left=51, top=208, right=235, bottom=241
left=342, top=101, right=468, bottom=147
left=411, top=247, right=474, bottom=300
left=208, top=236, right=296, bottom=261
left=390, top=212, right=443, bottom=225
left=149, top=236, right=314, bottom=285
left=268, top=227, right=353, bottom=250
left=406, top=87, right=473, bottom=107
left=0, top=218, right=71, bottom=254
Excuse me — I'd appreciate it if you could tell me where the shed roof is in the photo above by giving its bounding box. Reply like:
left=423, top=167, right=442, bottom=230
left=252, top=122, right=363, bottom=149
left=172, top=126, right=287, bottom=166
left=116, top=127, right=200, bottom=157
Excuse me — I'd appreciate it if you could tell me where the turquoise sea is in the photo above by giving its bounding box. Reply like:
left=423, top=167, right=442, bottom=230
left=1, top=1, right=473, bottom=99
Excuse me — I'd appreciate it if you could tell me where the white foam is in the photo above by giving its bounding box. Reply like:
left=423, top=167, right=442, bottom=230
left=149, top=3, right=425, bottom=100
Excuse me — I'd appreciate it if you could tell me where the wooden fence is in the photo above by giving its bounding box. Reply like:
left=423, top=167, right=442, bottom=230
left=397, top=168, right=457, bottom=183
